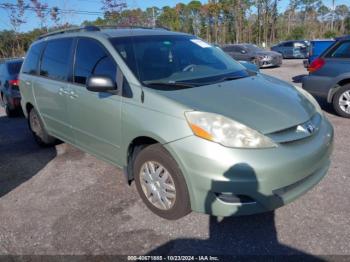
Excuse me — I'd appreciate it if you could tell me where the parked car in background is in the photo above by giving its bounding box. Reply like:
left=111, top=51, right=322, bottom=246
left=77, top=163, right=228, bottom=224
left=0, top=58, right=23, bottom=117
left=303, top=39, right=335, bottom=67
left=238, top=60, right=260, bottom=72
left=271, top=40, right=309, bottom=58
left=213, top=44, right=260, bottom=72
left=222, top=44, right=282, bottom=68
left=20, top=26, right=333, bottom=219
left=303, top=36, right=350, bottom=118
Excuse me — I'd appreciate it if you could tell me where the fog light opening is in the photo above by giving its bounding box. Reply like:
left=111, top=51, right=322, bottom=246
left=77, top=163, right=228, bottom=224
left=215, top=193, right=256, bottom=205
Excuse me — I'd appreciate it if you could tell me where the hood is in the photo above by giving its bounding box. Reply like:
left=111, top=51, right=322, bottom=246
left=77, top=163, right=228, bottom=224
left=255, top=50, right=281, bottom=57
left=157, top=74, right=316, bottom=134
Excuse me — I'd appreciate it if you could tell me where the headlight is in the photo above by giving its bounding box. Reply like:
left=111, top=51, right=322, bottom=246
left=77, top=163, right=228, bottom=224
left=185, top=112, right=277, bottom=148
left=294, top=85, right=323, bottom=115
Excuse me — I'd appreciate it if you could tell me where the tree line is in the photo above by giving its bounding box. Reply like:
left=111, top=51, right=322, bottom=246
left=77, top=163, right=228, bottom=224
left=1, top=0, right=350, bottom=59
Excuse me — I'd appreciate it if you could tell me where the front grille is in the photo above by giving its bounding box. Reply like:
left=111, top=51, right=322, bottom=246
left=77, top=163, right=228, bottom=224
left=267, top=113, right=322, bottom=144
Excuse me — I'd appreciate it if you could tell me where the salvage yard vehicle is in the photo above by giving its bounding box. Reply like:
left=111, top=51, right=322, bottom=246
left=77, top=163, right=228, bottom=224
left=271, top=40, right=309, bottom=59
left=221, top=44, right=282, bottom=68
left=19, top=26, right=333, bottom=219
left=0, top=58, right=23, bottom=117
left=303, top=35, right=350, bottom=118
left=303, top=39, right=335, bottom=68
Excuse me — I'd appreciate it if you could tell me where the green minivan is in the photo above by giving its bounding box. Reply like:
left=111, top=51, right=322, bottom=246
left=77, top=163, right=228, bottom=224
left=19, top=26, right=334, bottom=219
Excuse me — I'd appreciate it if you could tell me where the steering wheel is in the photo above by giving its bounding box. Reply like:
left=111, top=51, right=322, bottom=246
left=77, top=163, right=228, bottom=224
left=182, top=64, right=196, bottom=72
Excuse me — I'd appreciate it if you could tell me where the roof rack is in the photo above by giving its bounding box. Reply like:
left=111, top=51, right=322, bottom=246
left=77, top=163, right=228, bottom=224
left=0, top=57, right=24, bottom=63
left=37, top=26, right=100, bottom=40
left=37, top=25, right=170, bottom=40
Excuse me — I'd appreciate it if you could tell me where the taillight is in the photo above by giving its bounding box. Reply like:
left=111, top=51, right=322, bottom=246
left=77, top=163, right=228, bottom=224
left=9, top=79, right=20, bottom=86
left=308, top=58, right=325, bottom=73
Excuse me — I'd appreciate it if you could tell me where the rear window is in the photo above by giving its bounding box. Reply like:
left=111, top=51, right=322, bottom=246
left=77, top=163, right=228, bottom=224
left=328, top=41, right=350, bottom=58
left=40, top=38, right=73, bottom=81
left=7, top=61, right=22, bottom=75
left=22, top=42, right=45, bottom=75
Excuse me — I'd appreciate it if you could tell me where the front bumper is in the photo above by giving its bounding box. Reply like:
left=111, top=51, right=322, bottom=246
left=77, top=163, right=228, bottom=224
left=165, top=117, right=333, bottom=217
left=258, top=56, right=282, bottom=68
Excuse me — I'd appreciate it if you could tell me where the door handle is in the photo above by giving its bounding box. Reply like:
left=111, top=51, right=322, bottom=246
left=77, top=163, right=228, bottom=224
left=69, top=90, right=78, bottom=99
left=24, top=81, right=31, bottom=86
left=58, top=88, right=70, bottom=96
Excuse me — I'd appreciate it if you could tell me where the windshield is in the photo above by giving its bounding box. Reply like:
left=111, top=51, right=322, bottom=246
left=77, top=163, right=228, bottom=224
left=110, top=35, right=248, bottom=88
left=244, top=44, right=262, bottom=52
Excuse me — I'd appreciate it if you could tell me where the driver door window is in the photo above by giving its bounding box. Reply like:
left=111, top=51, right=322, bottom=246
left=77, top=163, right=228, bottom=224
left=74, top=38, right=117, bottom=85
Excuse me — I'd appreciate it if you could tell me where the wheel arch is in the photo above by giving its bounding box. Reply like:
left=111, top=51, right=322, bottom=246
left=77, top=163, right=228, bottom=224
left=125, top=136, right=161, bottom=183
left=327, top=77, right=350, bottom=103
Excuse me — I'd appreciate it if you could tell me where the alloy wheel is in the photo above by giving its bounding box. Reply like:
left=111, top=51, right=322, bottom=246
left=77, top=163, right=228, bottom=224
left=339, top=90, right=350, bottom=114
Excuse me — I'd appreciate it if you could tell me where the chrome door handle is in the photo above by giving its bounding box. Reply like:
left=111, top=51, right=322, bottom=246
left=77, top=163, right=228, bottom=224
left=58, top=88, right=70, bottom=96
left=69, top=90, right=78, bottom=99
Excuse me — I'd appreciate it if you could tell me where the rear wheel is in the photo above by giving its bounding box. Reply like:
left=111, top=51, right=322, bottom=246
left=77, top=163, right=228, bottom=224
left=28, top=107, right=56, bottom=146
left=133, top=144, right=191, bottom=220
left=3, top=96, right=16, bottom=117
left=333, top=84, right=350, bottom=118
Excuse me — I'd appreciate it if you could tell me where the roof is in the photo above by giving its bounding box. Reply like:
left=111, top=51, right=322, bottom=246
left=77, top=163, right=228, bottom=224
left=335, top=35, right=350, bottom=41
left=37, top=26, right=188, bottom=41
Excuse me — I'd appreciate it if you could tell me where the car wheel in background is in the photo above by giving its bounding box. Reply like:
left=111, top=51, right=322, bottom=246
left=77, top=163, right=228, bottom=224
left=3, top=96, right=16, bottom=118
left=333, top=84, right=350, bottom=118
left=251, top=58, right=260, bottom=67
left=133, top=143, right=191, bottom=220
left=28, top=107, right=57, bottom=146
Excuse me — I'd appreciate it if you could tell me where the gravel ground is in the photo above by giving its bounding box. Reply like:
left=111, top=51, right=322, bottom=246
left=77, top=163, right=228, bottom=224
left=0, top=59, right=349, bottom=257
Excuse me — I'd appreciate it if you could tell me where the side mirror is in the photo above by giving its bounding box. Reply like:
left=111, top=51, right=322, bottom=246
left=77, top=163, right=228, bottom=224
left=86, top=75, right=117, bottom=93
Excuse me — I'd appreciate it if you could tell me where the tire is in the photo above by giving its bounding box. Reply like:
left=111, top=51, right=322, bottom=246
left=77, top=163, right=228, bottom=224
left=251, top=58, right=260, bottom=67
left=332, top=84, right=350, bottom=118
left=3, top=96, right=16, bottom=117
left=133, top=144, right=191, bottom=220
left=28, top=107, right=57, bottom=146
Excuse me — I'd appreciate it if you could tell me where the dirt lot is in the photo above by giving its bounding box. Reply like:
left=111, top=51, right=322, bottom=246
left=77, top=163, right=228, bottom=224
left=0, top=59, right=349, bottom=257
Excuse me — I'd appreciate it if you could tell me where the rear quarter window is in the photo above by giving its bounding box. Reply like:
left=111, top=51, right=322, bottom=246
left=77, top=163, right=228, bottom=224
left=327, top=41, right=350, bottom=58
left=22, top=42, right=45, bottom=75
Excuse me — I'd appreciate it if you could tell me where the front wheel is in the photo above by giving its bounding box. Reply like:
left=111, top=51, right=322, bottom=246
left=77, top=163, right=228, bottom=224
left=333, top=84, right=350, bottom=118
left=28, top=107, right=57, bottom=146
left=133, top=144, right=191, bottom=220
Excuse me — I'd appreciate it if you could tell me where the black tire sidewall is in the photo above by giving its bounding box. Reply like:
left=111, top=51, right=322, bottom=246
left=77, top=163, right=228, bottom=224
left=333, top=84, right=350, bottom=118
left=3, top=96, right=15, bottom=117
left=133, top=144, right=191, bottom=220
left=28, top=108, right=56, bottom=146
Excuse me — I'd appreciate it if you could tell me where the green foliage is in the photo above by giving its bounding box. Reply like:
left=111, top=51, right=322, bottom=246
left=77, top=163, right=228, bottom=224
left=345, top=16, right=350, bottom=33
left=0, top=28, right=46, bottom=58
left=323, top=30, right=337, bottom=38
left=1, top=0, right=350, bottom=58
left=286, top=26, right=305, bottom=40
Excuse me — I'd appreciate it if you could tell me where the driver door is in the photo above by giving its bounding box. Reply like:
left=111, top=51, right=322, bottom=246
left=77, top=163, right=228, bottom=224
left=67, top=38, right=123, bottom=164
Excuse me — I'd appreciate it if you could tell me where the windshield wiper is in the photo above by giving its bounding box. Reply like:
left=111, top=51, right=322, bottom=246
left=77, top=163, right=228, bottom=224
left=219, top=75, right=247, bottom=82
left=144, top=81, right=196, bottom=89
